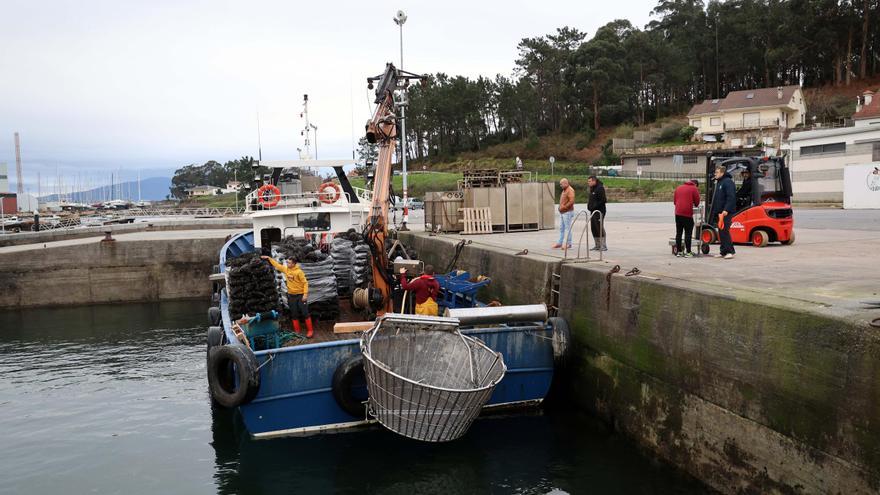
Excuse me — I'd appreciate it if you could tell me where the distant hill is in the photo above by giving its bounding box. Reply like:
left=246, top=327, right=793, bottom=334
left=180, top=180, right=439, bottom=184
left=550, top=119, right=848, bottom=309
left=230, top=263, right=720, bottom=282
left=40, top=177, right=172, bottom=202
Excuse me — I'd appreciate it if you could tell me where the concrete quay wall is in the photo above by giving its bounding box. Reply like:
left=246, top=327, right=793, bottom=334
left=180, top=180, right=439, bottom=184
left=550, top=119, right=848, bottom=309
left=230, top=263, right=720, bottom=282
left=0, top=236, right=225, bottom=308
left=402, top=232, right=880, bottom=494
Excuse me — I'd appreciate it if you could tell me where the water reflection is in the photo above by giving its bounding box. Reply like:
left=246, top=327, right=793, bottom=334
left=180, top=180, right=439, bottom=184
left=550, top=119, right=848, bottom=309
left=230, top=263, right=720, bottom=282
left=0, top=301, right=703, bottom=495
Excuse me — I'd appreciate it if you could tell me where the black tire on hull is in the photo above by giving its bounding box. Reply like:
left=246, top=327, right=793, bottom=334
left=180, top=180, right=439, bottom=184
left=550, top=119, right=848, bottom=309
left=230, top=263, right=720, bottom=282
left=208, top=307, right=222, bottom=326
left=332, top=354, right=367, bottom=418
left=548, top=317, right=571, bottom=365
left=207, top=325, right=224, bottom=352
left=207, top=345, right=260, bottom=408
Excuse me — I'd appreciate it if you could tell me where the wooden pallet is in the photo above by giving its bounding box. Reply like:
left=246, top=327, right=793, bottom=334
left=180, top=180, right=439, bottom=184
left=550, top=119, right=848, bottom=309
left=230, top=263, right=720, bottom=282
left=462, top=169, right=501, bottom=188
left=458, top=207, right=493, bottom=234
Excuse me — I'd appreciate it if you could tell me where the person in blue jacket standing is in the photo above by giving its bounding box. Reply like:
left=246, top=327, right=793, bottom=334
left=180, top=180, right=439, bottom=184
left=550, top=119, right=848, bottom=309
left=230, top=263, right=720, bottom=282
left=710, top=164, right=737, bottom=259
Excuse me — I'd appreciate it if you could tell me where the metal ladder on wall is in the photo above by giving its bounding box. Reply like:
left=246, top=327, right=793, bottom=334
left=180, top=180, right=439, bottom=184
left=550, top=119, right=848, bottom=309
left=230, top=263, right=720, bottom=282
left=548, top=269, right=561, bottom=317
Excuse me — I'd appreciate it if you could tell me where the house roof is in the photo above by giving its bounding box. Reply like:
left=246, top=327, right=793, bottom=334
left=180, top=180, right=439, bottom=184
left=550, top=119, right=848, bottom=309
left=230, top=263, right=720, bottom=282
left=718, top=85, right=800, bottom=111
left=853, top=88, right=880, bottom=120
left=687, top=99, right=722, bottom=116
left=687, top=85, right=801, bottom=116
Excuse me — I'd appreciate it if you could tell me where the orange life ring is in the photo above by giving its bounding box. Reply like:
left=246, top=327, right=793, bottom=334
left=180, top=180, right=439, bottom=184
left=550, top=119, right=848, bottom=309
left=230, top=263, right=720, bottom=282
left=256, top=184, right=281, bottom=208
left=318, top=182, right=342, bottom=204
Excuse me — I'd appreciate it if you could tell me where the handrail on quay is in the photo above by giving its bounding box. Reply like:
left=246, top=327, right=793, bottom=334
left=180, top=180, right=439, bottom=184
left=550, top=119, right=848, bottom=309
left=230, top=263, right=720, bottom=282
left=563, top=210, right=604, bottom=263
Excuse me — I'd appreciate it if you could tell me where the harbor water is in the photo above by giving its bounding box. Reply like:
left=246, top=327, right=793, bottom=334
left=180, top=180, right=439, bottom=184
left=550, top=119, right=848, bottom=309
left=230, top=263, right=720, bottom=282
left=0, top=301, right=704, bottom=494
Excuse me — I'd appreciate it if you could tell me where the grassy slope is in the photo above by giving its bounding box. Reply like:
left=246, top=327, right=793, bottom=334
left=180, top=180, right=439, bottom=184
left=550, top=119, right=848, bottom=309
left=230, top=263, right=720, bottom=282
left=350, top=172, right=675, bottom=203
left=182, top=192, right=240, bottom=208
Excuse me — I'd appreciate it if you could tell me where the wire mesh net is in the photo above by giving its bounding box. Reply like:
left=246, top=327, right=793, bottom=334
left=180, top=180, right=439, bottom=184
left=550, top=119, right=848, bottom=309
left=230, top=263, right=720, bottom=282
left=361, top=314, right=506, bottom=442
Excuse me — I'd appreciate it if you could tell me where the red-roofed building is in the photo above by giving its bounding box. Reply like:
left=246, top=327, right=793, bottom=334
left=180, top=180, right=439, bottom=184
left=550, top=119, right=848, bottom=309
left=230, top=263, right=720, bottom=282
left=853, top=90, right=880, bottom=123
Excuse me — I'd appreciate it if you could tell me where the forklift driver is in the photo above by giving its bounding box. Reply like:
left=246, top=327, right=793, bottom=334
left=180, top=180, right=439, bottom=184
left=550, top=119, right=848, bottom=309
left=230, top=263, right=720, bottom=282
left=736, top=169, right=752, bottom=210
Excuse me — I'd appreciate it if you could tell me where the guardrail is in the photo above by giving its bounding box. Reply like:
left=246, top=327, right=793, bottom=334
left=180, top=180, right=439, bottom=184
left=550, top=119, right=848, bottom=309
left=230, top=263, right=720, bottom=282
left=563, top=210, right=604, bottom=262
left=723, top=118, right=780, bottom=131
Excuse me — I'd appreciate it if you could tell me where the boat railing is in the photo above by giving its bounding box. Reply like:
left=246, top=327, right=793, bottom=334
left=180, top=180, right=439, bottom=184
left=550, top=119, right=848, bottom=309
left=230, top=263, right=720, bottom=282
left=353, top=186, right=373, bottom=203
left=244, top=190, right=371, bottom=223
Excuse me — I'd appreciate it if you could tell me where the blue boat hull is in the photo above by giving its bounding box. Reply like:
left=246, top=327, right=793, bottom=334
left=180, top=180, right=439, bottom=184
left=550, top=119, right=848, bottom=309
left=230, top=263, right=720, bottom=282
left=217, top=231, right=555, bottom=438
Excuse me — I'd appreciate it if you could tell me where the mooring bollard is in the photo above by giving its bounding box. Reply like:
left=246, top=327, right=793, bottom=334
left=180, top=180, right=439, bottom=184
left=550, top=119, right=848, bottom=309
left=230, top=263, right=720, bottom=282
left=101, top=230, right=115, bottom=243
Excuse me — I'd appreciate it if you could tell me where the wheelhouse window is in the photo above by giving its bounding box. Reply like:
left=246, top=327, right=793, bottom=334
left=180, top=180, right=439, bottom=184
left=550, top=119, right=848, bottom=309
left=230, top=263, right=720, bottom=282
left=873, top=142, right=880, bottom=161
left=637, top=158, right=651, bottom=166
left=297, top=212, right=331, bottom=232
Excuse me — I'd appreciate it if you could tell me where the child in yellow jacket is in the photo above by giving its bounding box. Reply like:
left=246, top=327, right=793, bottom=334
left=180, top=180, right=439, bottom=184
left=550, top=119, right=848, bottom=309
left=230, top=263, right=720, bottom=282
left=262, top=255, right=313, bottom=338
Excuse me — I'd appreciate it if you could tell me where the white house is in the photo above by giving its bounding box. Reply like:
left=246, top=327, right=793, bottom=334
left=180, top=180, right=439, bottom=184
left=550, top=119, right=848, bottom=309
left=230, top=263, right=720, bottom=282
left=187, top=185, right=221, bottom=197
left=688, top=85, right=806, bottom=150
left=221, top=181, right=242, bottom=194
left=787, top=89, right=880, bottom=203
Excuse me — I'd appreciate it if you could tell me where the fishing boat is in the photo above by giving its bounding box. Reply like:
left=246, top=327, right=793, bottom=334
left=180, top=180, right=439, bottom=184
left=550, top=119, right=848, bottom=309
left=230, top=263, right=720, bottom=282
left=205, top=64, right=568, bottom=440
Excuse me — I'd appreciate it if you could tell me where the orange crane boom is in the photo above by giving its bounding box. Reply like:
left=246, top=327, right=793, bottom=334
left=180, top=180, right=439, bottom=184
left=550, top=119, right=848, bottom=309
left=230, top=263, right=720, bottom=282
left=361, top=63, right=425, bottom=314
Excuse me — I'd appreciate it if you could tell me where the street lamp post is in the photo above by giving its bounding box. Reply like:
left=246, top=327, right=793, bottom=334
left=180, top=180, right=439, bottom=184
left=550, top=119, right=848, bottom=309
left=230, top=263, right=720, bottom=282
left=394, top=10, right=410, bottom=231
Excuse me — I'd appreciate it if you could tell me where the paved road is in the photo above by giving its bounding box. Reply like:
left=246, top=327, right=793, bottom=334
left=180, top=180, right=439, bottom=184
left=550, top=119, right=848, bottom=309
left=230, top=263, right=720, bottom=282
left=408, top=203, right=880, bottom=231
left=601, top=203, right=880, bottom=231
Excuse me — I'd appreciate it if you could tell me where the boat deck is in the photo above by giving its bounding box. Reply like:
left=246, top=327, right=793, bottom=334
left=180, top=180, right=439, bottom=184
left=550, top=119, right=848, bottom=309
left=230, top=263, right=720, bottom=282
left=279, top=298, right=367, bottom=347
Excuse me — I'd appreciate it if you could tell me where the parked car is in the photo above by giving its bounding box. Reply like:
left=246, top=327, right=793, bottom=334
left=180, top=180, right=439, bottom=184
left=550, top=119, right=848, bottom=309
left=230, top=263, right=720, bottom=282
left=408, top=198, right=424, bottom=210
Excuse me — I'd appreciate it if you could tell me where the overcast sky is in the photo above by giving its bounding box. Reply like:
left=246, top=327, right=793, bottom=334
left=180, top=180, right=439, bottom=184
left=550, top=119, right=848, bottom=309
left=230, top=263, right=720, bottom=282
left=0, top=0, right=656, bottom=193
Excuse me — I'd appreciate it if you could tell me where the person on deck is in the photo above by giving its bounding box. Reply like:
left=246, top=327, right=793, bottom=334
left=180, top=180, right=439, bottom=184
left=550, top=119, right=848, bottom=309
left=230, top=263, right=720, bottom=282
left=673, top=179, right=701, bottom=257
left=552, top=178, right=576, bottom=249
left=261, top=255, right=313, bottom=338
left=399, top=265, right=441, bottom=316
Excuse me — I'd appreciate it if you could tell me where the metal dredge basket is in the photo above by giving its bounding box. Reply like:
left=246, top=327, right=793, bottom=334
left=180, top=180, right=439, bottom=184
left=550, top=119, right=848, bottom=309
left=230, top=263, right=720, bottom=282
left=361, top=314, right=506, bottom=442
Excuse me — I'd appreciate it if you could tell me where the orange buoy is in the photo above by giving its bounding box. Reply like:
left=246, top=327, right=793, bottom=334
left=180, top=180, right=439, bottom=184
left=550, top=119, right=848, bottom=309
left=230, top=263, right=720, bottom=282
left=256, top=184, right=281, bottom=208
left=318, top=182, right=342, bottom=204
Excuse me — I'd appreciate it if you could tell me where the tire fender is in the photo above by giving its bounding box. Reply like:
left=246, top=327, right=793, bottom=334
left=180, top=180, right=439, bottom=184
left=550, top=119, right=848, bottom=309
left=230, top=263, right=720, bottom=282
left=207, top=344, right=260, bottom=408
left=207, top=325, right=224, bottom=352
left=208, top=307, right=222, bottom=326
left=548, top=317, right=571, bottom=364
left=332, top=354, right=367, bottom=418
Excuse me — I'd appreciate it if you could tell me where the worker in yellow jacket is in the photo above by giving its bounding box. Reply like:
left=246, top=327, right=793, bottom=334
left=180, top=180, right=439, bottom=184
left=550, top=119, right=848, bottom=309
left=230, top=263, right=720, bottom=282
left=262, top=255, right=313, bottom=338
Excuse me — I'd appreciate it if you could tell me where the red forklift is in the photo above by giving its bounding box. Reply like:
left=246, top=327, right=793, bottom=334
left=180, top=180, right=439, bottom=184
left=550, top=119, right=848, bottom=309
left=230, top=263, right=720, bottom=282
left=700, top=154, right=795, bottom=251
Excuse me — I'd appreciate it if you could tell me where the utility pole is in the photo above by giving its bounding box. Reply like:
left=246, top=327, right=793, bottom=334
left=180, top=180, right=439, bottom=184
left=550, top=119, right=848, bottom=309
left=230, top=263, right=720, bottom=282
left=394, top=9, right=410, bottom=231
left=715, top=13, right=720, bottom=98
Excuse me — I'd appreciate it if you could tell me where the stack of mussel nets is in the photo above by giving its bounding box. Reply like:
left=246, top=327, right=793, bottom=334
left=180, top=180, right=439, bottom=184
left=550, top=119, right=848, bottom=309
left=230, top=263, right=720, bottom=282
left=272, top=237, right=339, bottom=321
left=226, top=253, right=280, bottom=320
left=332, top=229, right=374, bottom=295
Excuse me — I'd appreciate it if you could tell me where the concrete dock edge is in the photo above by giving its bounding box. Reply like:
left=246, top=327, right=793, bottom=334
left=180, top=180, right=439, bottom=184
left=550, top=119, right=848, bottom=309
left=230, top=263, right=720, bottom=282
left=402, top=231, right=880, bottom=494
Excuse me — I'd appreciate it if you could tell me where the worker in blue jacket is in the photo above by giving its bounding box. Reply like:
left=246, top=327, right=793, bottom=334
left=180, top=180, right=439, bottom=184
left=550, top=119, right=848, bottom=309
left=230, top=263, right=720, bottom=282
left=710, top=165, right=737, bottom=259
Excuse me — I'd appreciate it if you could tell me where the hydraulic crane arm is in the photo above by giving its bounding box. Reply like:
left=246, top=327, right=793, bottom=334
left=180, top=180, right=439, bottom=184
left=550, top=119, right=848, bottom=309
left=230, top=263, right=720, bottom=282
left=361, top=63, right=425, bottom=314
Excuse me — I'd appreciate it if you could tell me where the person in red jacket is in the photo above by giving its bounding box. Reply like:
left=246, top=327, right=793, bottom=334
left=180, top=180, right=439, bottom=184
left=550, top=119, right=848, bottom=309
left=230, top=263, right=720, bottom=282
left=673, top=180, right=701, bottom=257
left=399, top=265, right=441, bottom=316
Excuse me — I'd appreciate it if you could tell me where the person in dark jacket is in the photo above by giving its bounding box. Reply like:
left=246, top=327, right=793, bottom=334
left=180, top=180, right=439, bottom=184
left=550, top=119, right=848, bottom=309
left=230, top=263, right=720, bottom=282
left=710, top=165, right=737, bottom=259
left=673, top=180, right=700, bottom=257
left=736, top=169, right=753, bottom=210
left=587, top=176, right=607, bottom=251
